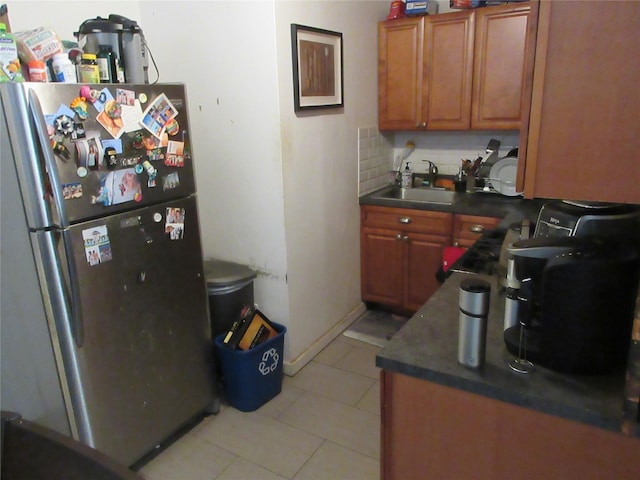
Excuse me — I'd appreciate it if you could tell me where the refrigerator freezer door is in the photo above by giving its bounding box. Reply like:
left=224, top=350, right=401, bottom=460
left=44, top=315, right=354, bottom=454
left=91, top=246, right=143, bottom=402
left=25, top=83, right=198, bottom=225
left=63, top=194, right=215, bottom=465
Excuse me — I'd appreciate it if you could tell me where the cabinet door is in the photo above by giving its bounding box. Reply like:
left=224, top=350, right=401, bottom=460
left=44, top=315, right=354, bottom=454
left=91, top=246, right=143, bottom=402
left=424, top=11, right=475, bottom=130
left=519, top=1, right=640, bottom=203
left=381, top=371, right=640, bottom=480
left=378, top=18, right=424, bottom=130
left=404, top=232, right=450, bottom=311
left=472, top=3, right=530, bottom=129
left=361, top=227, right=404, bottom=307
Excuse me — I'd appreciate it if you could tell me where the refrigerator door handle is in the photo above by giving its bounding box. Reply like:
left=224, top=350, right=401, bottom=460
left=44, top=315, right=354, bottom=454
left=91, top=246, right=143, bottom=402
left=60, top=228, right=85, bottom=347
left=27, top=88, right=69, bottom=228
left=28, top=88, right=84, bottom=347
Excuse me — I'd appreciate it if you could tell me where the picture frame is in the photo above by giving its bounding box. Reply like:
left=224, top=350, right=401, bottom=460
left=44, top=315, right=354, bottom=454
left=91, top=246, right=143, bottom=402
left=291, top=24, right=344, bottom=112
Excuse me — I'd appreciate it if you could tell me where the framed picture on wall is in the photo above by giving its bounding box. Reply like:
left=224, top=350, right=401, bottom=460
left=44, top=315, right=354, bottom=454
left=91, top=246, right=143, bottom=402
left=291, top=24, right=343, bottom=112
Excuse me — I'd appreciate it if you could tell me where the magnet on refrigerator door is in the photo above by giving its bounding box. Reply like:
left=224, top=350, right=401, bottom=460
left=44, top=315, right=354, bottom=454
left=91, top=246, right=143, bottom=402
left=76, top=135, right=103, bottom=171
left=91, top=168, right=141, bottom=206
left=116, top=88, right=136, bottom=107
left=70, top=97, right=89, bottom=120
left=82, top=225, right=113, bottom=266
left=142, top=160, right=157, bottom=188
left=104, top=147, right=118, bottom=169
left=165, top=140, right=184, bottom=167
left=165, top=207, right=185, bottom=240
left=165, top=118, right=179, bottom=136
left=87, top=87, right=111, bottom=111
left=70, top=122, right=86, bottom=140
left=101, top=138, right=123, bottom=153
left=162, top=172, right=180, bottom=191
left=146, top=148, right=164, bottom=162
left=140, top=93, right=178, bottom=139
left=61, top=183, right=83, bottom=200
left=96, top=107, right=124, bottom=139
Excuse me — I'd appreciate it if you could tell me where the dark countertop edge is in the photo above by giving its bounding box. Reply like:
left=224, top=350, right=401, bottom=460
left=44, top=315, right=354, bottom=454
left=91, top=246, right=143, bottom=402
left=375, top=356, right=627, bottom=435
left=359, top=186, right=547, bottom=219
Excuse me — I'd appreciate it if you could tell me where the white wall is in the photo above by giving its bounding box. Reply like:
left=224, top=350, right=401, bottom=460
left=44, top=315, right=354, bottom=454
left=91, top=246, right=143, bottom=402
left=6, top=1, right=141, bottom=40
left=137, top=2, right=291, bottom=345
left=274, top=1, right=389, bottom=369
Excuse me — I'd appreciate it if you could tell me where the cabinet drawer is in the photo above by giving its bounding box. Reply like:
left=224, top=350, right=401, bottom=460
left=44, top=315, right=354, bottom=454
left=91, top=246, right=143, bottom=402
left=361, top=206, right=452, bottom=235
left=452, top=214, right=500, bottom=247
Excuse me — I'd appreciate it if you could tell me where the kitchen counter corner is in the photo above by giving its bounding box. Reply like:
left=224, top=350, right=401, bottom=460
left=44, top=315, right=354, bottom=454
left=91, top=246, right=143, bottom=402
left=376, top=272, right=634, bottom=437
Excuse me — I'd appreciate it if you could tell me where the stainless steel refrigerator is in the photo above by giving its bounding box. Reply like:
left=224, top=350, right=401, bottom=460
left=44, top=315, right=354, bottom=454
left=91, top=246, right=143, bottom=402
left=1, top=82, right=217, bottom=466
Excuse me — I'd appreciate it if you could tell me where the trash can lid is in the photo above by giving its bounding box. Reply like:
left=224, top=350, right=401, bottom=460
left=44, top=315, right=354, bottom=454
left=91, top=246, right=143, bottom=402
left=203, top=259, right=256, bottom=287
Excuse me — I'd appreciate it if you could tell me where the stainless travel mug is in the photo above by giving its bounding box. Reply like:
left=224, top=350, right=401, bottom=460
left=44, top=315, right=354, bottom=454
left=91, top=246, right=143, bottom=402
left=458, top=278, right=491, bottom=368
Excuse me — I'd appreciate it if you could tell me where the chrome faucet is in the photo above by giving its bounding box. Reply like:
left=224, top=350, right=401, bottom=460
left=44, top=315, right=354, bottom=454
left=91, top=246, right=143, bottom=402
left=423, top=160, right=438, bottom=187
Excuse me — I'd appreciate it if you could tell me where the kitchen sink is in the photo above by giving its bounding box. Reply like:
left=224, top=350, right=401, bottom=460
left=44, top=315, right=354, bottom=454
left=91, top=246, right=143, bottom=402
left=371, top=186, right=456, bottom=205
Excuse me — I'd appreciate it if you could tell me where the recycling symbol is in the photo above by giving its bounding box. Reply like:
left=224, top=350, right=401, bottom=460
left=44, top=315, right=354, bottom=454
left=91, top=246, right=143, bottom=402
left=258, top=348, right=280, bottom=375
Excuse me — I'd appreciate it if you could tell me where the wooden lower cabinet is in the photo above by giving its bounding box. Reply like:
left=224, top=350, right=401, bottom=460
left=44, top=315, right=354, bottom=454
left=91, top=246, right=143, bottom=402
left=380, top=371, right=640, bottom=480
left=361, top=206, right=451, bottom=312
left=361, top=227, right=405, bottom=308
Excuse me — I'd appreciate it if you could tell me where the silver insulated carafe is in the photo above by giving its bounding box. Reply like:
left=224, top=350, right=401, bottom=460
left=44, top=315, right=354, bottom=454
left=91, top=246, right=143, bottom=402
left=458, top=279, right=491, bottom=368
left=75, top=14, right=149, bottom=83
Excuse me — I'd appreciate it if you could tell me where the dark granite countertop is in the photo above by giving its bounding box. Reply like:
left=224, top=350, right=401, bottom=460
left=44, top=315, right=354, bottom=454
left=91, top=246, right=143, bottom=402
left=359, top=186, right=546, bottom=222
left=376, top=272, right=635, bottom=437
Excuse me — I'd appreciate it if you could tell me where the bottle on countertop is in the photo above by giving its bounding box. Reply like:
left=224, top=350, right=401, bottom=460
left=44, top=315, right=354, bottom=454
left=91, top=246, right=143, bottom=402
left=401, top=162, right=412, bottom=189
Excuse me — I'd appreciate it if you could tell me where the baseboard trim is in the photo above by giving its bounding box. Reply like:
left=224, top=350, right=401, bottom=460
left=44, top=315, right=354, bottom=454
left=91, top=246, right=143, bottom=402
left=283, top=302, right=366, bottom=376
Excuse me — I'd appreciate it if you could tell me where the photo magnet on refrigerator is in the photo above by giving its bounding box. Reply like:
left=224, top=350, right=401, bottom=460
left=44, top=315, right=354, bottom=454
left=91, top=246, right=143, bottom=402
left=82, top=225, right=113, bottom=266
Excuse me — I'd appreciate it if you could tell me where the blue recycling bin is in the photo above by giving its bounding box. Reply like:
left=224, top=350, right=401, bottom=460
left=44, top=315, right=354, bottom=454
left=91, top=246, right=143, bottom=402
left=214, top=322, right=286, bottom=412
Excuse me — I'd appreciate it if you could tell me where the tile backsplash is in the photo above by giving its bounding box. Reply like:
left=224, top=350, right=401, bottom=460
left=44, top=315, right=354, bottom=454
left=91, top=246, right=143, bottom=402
left=394, top=130, right=520, bottom=175
left=358, top=127, right=394, bottom=196
left=358, top=128, right=521, bottom=197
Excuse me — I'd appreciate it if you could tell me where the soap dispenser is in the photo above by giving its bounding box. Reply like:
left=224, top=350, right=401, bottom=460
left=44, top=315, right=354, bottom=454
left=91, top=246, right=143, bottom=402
left=401, top=162, right=413, bottom=188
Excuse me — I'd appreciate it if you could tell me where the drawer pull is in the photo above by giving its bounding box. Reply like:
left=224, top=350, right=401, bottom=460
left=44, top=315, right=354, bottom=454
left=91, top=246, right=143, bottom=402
left=469, top=224, right=484, bottom=233
left=396, top=234, right=403, bottom=240
left=398, top=217, right=412, bottom=224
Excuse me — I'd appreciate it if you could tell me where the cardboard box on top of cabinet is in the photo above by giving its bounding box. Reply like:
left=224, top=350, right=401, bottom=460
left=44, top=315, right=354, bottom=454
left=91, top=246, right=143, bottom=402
left=406, top=0, right=428, bottom=15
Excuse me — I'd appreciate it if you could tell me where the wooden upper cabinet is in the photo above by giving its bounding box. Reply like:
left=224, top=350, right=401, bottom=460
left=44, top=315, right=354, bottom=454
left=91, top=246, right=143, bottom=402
left=379, top=3, right=530, bottom=131
left=423, top=11, right=475, bottom=130
left=472, top=3, right=530, bottom=129
left=518, top=1, right=640, bottom=204
left=378, top=17, right=424, bottom=130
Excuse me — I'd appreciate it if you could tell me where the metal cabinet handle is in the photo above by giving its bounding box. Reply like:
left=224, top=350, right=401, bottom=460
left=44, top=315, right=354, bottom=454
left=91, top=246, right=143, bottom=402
left=470, top=224, right=484, bottom=233
left=398, top=217, right=412, bottom=224
left=396, top=234, right=403, bottom=240
left=403, top=235, right=409, bottom=241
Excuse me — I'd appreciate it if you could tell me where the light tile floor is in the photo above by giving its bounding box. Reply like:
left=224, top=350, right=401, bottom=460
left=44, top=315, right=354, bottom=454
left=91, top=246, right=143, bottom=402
left=139, top=335, right=382, bottom=480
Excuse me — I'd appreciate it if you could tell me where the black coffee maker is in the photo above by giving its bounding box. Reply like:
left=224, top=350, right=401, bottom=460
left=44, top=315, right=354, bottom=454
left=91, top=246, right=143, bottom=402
left=504, top=236, right=639, bottom=374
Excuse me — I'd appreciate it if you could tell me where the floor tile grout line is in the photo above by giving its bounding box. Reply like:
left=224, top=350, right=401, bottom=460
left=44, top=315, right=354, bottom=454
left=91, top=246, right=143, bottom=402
left=291, top=362, right=378, bottom=408
left=288, top=438, right=327, bottom=480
